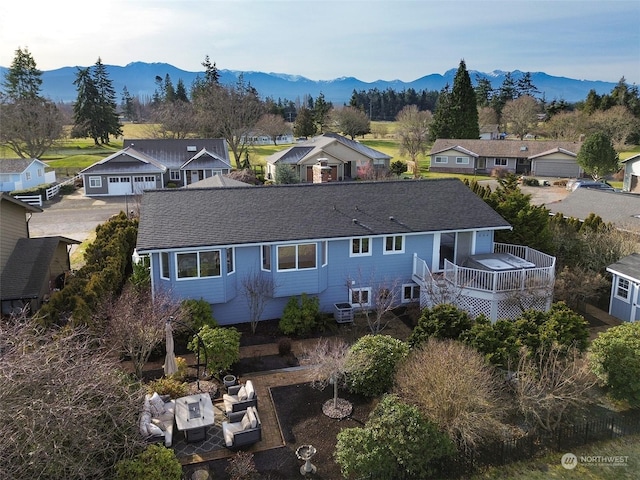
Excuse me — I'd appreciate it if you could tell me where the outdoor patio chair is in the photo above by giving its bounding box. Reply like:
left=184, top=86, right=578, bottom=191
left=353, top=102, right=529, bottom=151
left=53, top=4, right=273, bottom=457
left=223, top=380, right=257, bottom=414
left=222, top=406, right=262, bottom=448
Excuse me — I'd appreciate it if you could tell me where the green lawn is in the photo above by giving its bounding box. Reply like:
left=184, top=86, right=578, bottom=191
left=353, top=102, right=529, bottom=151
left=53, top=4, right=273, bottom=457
left=468, top=435, right=640, bottom=480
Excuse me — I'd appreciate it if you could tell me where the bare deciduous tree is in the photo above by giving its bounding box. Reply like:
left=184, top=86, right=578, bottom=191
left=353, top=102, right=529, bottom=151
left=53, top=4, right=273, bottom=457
left=241, top=269, right=276, bottom=334
left=395, top=339, right=508, bottom=452
left=395, top=105, right=432, bottom=178
left=553, top=265, right=609, bottom=310
left=254, top=113, right=291, bottom=145
left=501, top=95, right=540, bottom=140
left=301, top=338, right=352, bottom=418
left=0, top=315, right=145, bottom=479
left=149, top=99, right=197, bottom=139
left=99, top=285, right=184, bottom=378
left=511, top=345, right=597, bottom=433
left=348, top=273, right=401, bottom=334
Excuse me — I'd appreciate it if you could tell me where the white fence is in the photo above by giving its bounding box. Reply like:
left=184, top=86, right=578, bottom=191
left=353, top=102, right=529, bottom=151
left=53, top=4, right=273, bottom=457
left=13, top=175, right=80, bottom=206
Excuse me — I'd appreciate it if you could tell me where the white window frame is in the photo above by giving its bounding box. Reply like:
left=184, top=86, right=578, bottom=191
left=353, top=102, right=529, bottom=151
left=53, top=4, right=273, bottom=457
left=170, top=170, right=181, bottom=181
left=176, top=250, right=221, bottom=280
left=384, top=235, right=404, bottom=254
left=89, top=176, right=102, bottom=188
left=261, top=245, right=271, bottom=271
left=350, top=287, right=372, bottom=307
left=25, top=172, right=31, bottom=180
left=494, top=158, right=508, bottom=166
left=226, top=247, right=235, bottom=275
left=277, top=243, right=317, bottom=271
left=321, top=241, right=328, bottom=266
left=402, top=283, right=420, bottom=303
left=37, top=168, right=43, bottom=177
left=350, top=237, right=371, bottom=257
left=160, top=252, right=170, bottom=279
left=455, top=156, right=470, bottom=165
left=614, top=277, right=630, bottom=302
left=434, top=156, right=448, bottom=164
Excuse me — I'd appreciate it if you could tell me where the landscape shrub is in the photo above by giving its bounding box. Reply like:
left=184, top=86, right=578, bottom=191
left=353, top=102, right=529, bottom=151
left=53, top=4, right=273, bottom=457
left=190, top=325, right=241, bottom=377
left=181, top=298, right=217, bottom=331
left=146, top=377, right=189, bottom=398
left=226, top=451, right=258, bottom=480
left=346, top=334, right=409, bottom=397
left=171, top=356, right=189, bottom=382
left=395, top=339, right=508, bottom=452
left=59, top=183, right=76, bottom=194
left=115, top=444, right=182, bottom=480
left=408, top=303, right=474, bottom=347
left=589, top=322, right=640, bottom=406
left=278, top=293, right=320, bottom=335
left=335, top=394, right=455, bottom=480
left=522, top=177, right=540, bottom=186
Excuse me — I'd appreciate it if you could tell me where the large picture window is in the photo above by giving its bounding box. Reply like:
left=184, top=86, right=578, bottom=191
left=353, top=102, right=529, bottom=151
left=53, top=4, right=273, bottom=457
left=177, top=250, right=220, bottom=279
left=384, top=235, right=404, bottom=254
left=351, top=237, right=371, bottom=256
left=277, top=243, right=317, bottom=271
left=89, top=176, right=102, bottom=188
left=455, top=156, right=470, bottom=165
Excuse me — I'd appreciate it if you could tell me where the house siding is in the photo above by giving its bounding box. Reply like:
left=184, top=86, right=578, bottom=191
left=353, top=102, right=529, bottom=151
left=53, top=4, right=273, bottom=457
left=608, top=275, right=640, bottom=322
left=0, top=200, right=30, bottom=270
left=148, top=230, right=495, bottom=326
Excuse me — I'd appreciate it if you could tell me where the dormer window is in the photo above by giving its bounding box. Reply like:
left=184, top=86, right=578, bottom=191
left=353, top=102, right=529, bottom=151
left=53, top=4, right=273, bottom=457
left=187, top=146, right=197, bottom=152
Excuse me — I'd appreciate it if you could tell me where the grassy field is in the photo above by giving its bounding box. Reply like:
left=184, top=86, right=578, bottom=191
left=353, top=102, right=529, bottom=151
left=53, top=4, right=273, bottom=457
left=469, top=435, right=640, bottom=480
left=5, top=121, right=637, bottom=182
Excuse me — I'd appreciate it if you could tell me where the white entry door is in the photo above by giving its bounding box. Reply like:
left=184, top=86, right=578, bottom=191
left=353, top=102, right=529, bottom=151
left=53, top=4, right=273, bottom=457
left=191, top=171, right=200, bottom=184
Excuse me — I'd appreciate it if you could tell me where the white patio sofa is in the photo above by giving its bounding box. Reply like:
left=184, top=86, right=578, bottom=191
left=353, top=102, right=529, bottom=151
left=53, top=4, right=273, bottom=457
left=140, top=392, right=175, bottom=447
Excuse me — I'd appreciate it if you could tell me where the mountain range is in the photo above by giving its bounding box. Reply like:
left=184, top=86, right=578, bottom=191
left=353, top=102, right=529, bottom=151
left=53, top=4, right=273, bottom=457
left=0, top=62, right=618, bottom=105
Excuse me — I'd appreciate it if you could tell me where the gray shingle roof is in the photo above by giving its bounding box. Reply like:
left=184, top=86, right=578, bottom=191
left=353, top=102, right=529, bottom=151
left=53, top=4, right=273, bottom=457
left=0, top=237, right=79, bottom=301
left=0, top=158, right=40, bottom=174
left=430, top=139, right=582, bottom=158
left=324, top=132, right=391, bottom=160
left=547, top=189, right=640, bottom=231
left=79, top=148, right=166, bottom=175
left=136, top=179, right=511, bottom=251
left=607, top=253, right=640, bottom=281
left=123, top=138, right=230, bottom=169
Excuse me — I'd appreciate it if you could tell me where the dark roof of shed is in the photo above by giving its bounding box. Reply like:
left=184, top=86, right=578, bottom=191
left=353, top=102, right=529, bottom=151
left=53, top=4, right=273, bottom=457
left=0, top=158, right=41, bottom=174
left=136, top=178, right=511, bottom=251
left=0, top=237, right=79, bottom=301
left=607, top=253, right=640, bottom=281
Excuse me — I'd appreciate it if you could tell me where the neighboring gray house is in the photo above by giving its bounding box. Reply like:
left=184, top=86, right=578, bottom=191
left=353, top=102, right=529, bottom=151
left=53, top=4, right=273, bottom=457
left=622, top=153, right=640, bottom=193
left=265, top=133, right=391, bottom=182
left=546, top=188, right=640, bottom=233
left=429, top=139, right=583, bottom=178
left=0, top=158, right=56, bottom=192
left=79, top=139, right=232, bottom=196
left=607, top=253, right=640, bottom=323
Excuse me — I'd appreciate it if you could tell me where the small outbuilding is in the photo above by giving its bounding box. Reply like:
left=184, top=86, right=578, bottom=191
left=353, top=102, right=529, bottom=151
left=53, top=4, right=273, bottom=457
left=607, top=253, right=640, bottom=323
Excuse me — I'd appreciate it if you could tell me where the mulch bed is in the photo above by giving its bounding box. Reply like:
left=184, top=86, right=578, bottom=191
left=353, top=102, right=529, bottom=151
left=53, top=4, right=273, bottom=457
left=202, top=382, right=376, bottom=480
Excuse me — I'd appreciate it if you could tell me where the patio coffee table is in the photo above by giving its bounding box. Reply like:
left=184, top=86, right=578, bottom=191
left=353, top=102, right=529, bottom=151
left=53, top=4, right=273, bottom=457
left=175, top=393, right=215, bottom=443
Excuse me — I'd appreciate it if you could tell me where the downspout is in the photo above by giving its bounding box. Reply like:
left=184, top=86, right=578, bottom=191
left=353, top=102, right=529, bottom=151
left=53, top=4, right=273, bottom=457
left=26, top=212, right=33, bottom=238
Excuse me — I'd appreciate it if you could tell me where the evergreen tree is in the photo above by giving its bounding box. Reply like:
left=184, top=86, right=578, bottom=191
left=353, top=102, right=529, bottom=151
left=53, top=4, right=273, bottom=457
left=313, top=92, right=332, bottom=133
left=474, top=75, right=494, bottom=108
left=163, top=74, right=176, bottom=103
left=175, top=79, right=189, bottom=102
left=576, top=132, right=619, bottom=181
left=293, top=106, right=317, bottom=138
left=2, top=47, right=42, bottom=100
left=429, top=84, right=453, bottom=141
left=516, top=72, right=540, bottom=98
left=120, top=86, right=136, bottom=122
left=449, top=59, right=479, bottom=138
left=72, top=58, right=122, bottom=145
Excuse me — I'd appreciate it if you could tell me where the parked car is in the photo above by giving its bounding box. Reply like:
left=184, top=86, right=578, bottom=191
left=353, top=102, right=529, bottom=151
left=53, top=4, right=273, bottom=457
left=571, top=180, right=615, bottom=192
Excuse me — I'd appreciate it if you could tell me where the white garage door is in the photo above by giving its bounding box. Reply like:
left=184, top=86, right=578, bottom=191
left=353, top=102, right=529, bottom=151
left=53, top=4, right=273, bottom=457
left=133, top=175, right=157, bottom=193
left=532, top=159, right=580, bottom=178
left=108, top=176, right=132, bottom=195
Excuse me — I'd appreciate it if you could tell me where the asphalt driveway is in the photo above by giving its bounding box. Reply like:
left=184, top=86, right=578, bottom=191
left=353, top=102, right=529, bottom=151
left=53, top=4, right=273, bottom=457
left=28, top=189, right=130, bottom=243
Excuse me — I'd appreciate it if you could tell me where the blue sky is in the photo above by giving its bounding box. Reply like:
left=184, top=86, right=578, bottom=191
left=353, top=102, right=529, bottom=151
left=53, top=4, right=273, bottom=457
left=1, top=0, right=638, bottom=84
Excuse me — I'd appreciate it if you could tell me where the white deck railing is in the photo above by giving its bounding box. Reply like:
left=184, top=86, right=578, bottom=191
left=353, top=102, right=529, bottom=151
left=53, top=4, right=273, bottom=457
left=412, top=245, right=555, bottom=295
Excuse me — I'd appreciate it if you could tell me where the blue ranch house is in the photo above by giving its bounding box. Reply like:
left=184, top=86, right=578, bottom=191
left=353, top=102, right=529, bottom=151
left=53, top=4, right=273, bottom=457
left=135, top=179, right=556, bottom=325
